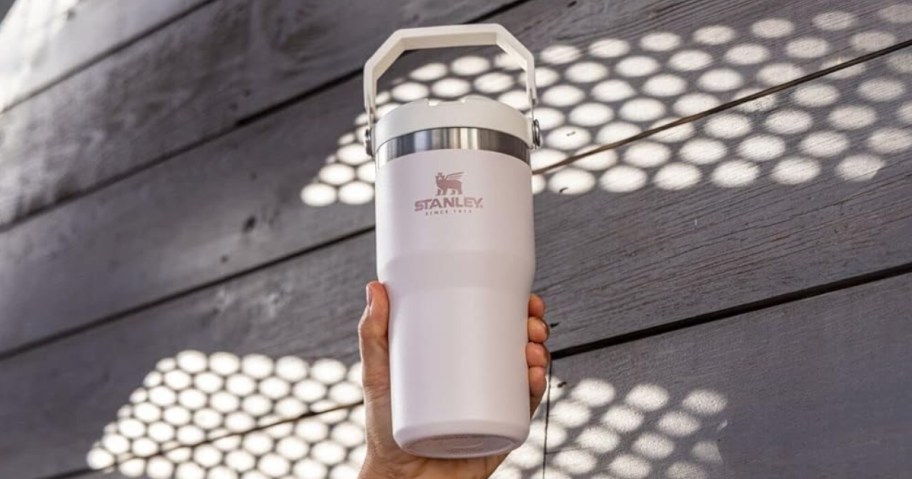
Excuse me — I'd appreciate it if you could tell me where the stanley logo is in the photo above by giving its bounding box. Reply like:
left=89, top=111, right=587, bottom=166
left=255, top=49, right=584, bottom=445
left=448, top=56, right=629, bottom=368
left=414, top=172, right=484, bottom=215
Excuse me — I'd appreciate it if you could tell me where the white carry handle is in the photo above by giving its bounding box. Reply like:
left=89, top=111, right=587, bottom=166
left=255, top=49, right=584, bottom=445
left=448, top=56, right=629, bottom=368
left=363, top=24, right=539, bottom=151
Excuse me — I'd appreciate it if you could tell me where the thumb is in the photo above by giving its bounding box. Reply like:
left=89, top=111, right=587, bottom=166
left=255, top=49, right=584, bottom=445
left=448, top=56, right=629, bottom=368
left=358, top=281, right=391, bottom=397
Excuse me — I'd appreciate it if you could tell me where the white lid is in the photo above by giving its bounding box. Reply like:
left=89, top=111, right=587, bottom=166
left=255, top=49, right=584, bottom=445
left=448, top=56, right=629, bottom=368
left=374, top=95, right=533, bottom=149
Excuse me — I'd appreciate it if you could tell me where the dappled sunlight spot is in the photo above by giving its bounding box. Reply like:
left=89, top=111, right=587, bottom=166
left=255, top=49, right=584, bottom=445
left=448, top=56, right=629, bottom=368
left=756, top=62, right=805, bottom=85
left=451, top=55, right=490, bottom=76
left=697, top=68, right=744, bottom=91
left=609, top=454, right=652, bottom=479
left=693, top=25, right=736, bottom=45
left=318, top=163, right=355, bottom=186
left=409, top=62, right=447, bottom=81
left=573, top=147, right=618, bottom=170
left=593, top=79, right=636, bottom=102
left=681, top=138, right=726, bottom=165
left=531, top=174, right=547, bottom=194
left=765, top=109, right=813, bottom=134
left=772, top=157, right=821, bottom=184
left=868, top=127, right=912, bottom=153
left=800, top=131, right=849, bottom=157
left=682, top=389, right=728, bottom=416
left=879, top=3, right=912, bottom=23
left=738, top=135, right=786, bottom=162
left=356, top=163, right=376, bottom=183
left=572, top=378, right=617, bottom=406
left=712, top=160, right=759, bottom=188
left=640, top=32, right=681, bottom=52
left=751, top=18, right=795, bottom=38
left=724, top=44, right=770, bottom=65
left=850, top=31, right=897, bottom=52
left=597, top=122, right=642, bottom=144
left=792, top=83, right=840, bottom=107
left=705, top=113, right=752, bottom=138
left=899, top=102, right=912, bottom=124
left=589, top=38, right=631, bottom=58
left=829, top=105, right=877, bottom=130
left=547, top=126, right=592, bottom=150
left=673, top=93, right=720, bottom=116
left=813, top=11, right=858, bottom=31
left=600, top=166, right=648, bottom=193
left=543, top=84, right=586, bottom=107
left=554, top=449, right=598, bottom=474
left=836, top=154, right=886, bottom=181
left=577, top=426, right=621, bottom=453
left=474, top=72, right=514, bottom=93
left=624, top=142, right=671, bottom=168
left=620, top=98, right=666, bottom=122
left=654, top=163, right=702, bottom=190
left=570, top=103, right=613, bottom=126
left=529, top=66, right=561, bottom=87
left=532, top=148, right=568, bottom=170
left=603, top=405, right=645, bottom=433
left=631, top=433, right=675, bottom=460
left=785, top=37, right=831, bottom=59
left=391, top=82, right=429, bottom=102
left=548, top=168, right=596, bottom=195
left=541, top=44, right=582, bottom=65
left=643, top=74, right=687, bottom=97
left=538, top=106, right=568, bottom=129
left=656, top=411, right=700, bottom=437
left=498, top=89, right=531, bottom=110
left=668, top=50, right=713, bottom=71
left=887, top=52, right=912, bottom=73
left=857, top=78, right=905, bottom=102
left=616, top=56, right=660, bottom=77
left=431, top=77, right=470, bottom=98
left=624, top=384, right=669, bottom=411
left=566, top=61, right=610, bottom=83
left=338, top=182, right=374, bottom=205
left=300, top=184, right=337, bottom=207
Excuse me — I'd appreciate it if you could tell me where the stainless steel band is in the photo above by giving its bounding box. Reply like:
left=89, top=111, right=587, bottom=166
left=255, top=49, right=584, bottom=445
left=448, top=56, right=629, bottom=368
left=375, top=127, right=531, bottom=166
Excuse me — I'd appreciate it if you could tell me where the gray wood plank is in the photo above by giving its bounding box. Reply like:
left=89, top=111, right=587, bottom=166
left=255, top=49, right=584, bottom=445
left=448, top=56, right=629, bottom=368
left=2, top=0, right=909, bottom=356
left=0, top=0, right=519, bottom=229
left=0, top=0, right=210, bottom=110
left=545, top=274, right=912, bottom=478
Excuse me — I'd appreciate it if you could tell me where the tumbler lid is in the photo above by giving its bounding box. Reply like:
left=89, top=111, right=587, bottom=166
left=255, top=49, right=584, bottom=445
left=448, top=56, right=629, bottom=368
left=374, top=95, right=533, bottom=150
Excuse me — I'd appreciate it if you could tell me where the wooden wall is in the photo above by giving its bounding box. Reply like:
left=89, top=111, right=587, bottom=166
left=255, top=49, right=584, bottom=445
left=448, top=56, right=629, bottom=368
left=0, top=0, right=910, bottom=478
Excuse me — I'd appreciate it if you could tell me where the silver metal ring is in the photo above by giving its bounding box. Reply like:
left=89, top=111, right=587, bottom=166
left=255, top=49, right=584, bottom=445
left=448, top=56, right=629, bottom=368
left=375, top=127, right=530, bottom=166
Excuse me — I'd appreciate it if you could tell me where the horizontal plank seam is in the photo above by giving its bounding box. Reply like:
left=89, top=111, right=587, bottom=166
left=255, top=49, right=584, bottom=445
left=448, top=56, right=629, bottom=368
left=0, top=0, right=221, bottom=115
left=0, top=0, right=534, bottom=234
left=0, top=225, right=376, bottom=362
left=2, top=38, right=909, bottom=361
left=551, top=262, right=912, bottom=361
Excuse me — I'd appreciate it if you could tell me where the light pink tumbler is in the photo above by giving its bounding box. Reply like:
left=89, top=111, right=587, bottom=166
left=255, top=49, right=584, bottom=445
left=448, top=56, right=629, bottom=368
left=363, top=24, right=541, bottom=458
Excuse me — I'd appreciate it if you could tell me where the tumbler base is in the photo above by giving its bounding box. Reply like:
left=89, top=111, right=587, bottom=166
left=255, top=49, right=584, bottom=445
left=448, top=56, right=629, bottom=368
left=397, top=420, right=527, bottom=458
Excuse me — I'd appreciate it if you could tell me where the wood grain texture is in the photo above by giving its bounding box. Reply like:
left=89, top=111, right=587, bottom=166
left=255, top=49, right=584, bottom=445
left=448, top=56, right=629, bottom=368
left=2, top=0, right=908, bottom=356
left=0, top=0, right=519, bottom=229
left=0, top=0, right=210, bottom=110
left=545, top=274, right=912, bottom=478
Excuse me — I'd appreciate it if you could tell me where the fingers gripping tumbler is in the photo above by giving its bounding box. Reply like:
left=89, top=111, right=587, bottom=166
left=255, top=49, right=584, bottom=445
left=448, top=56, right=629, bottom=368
left=364, top=24, right=541, bottom=458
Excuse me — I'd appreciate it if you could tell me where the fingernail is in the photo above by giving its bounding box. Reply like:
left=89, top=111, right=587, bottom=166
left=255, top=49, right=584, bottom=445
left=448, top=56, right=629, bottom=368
left=365, top=283, right=373, bottom=307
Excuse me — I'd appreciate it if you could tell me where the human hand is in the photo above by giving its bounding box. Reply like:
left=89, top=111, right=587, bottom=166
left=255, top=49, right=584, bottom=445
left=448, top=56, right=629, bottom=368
left=357, top=281, right=550, bottom=479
